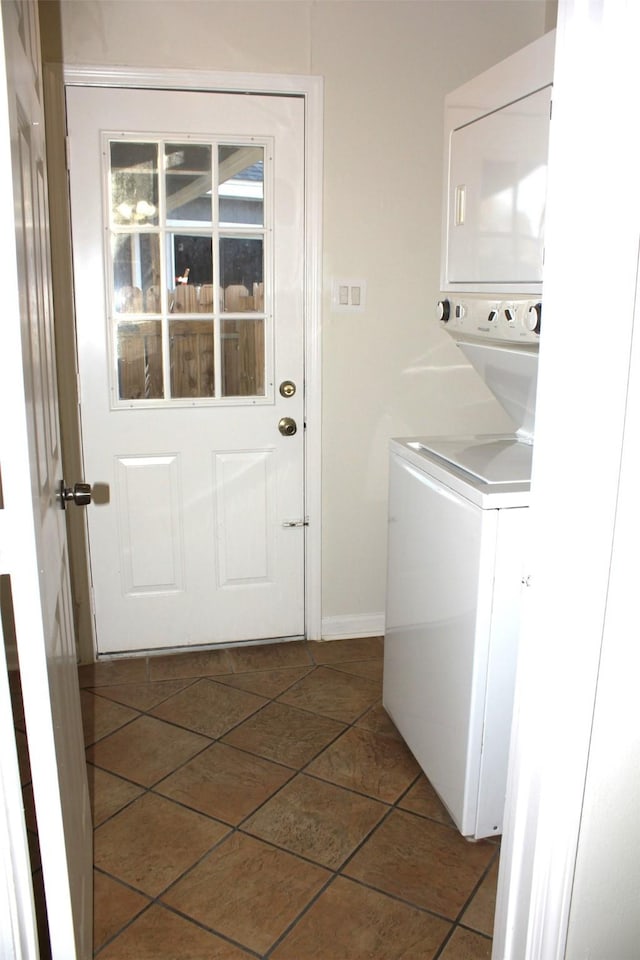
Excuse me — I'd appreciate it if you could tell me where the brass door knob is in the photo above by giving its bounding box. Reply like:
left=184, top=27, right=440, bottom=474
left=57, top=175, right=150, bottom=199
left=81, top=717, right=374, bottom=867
left=278, top=417, right=297, bottom=436
left=279, top=380, right=296, bottom=398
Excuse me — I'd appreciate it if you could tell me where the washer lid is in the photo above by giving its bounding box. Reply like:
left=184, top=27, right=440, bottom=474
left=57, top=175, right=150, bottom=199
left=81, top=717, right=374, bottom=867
left=407, top=434, right=533, bottom=484
left=457, top=340, right=538, bottom=442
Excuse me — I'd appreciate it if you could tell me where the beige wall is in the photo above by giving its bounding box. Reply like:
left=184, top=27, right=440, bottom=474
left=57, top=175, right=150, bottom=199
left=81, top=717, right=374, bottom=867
left=41, top=0, right=550, bottom=639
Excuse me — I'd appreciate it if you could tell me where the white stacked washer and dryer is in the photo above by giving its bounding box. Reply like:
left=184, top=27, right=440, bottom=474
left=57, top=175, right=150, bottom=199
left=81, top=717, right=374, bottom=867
left=383, top=31, right=556, bottom=841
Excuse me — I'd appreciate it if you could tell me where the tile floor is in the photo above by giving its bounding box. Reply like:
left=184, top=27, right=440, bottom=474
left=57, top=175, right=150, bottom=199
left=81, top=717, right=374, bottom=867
left=79, top=636, right=498, bottom=959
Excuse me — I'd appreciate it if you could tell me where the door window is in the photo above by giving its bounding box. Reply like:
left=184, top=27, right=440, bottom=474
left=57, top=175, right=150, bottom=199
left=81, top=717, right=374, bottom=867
left=106, top=137, right=269, bottom=404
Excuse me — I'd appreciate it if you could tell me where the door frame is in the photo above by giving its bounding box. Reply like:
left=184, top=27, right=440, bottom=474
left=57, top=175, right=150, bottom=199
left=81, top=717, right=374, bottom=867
left=44, top=65, right=323, bottom=659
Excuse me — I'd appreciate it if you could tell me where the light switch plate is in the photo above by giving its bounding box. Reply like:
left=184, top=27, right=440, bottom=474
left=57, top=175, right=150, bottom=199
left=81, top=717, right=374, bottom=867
left=331, top=278, right=366, bottom=313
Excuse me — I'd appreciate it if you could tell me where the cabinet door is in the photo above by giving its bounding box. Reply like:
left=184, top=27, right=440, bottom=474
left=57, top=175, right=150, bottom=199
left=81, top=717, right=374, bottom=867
left=445, top=86, right=551, bottom=287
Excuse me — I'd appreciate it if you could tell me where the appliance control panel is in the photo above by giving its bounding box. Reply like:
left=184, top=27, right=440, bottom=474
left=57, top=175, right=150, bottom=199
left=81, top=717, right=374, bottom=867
left=436, top=297, right=541, bottom=344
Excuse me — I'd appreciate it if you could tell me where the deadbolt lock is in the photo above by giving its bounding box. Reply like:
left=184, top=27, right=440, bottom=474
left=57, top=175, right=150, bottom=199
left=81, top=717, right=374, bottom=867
left=278, top=417, right=297, bottom=437
left=279, top=380, right=296, bottom=398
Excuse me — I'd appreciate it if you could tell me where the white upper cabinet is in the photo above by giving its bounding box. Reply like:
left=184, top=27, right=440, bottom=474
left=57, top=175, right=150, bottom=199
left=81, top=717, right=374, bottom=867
left=441, top=31, right=556, bottom=294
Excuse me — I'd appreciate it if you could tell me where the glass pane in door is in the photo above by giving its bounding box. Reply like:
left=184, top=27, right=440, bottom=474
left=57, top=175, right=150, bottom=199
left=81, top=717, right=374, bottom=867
left=220, top=237, right=263, bottom=312
left=112, top=233, right=161, bottom=313
left=165, top=143, right=212, bottom=224
left=221, top=318, right=265, bottom=397
left=110, top=141, right=158, bottom=225
left=117, top=320, right=163, bottom=399
left=168, top=234, right=213, bottom=302
left=218, top=145, right=264, bottom=225
left=170, top=319, right=215, bottom=398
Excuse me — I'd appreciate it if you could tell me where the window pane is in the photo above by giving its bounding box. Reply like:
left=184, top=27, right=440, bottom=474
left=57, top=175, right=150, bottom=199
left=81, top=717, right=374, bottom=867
left=221, top=318, right=265, bottom=397
left=170, top=319, right=215, bottom=398
left=169, top=233, right=213, bottom=287
left=117, top=321, right=163, bottom=399
left=169, top=283, right=220, bottom=314
left=110, top=142, right=158, bottom=226
left=112, top=234, right=161, bottom=314
left=220, top=237, right=263, bottom=312
left=219, top=145, right=264, bottom=225
left=165, top=143, right=212, bottom=225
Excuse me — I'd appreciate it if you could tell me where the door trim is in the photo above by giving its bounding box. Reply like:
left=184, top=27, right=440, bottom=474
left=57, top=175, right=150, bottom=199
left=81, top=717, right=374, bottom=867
left=45, top=65, right=323, bottom=654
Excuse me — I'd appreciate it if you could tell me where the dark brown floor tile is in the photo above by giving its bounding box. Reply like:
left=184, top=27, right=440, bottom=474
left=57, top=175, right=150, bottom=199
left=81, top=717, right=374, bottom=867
left=86, top=715, right=209, bottom=787
left=306, top=726, right=420, bottom=802
left=243, top=773, right=387, bottom=869
left=277, top=666, right=380, bottom=723
left=87, top=765, right=144, bottom=827
left=344, top=809, right=494, bottom=918
left=98, top=903, right=253, bottom=959
left=216, top=665, right=313, bottom=698
left=439, top=926, right=492, bottom=959
left=309, top=636, right=384, bottom=664
left=222, top=701, right=346, bottom=769
left=148, top=647, right=235, bottom=681
left=93, top=871, right=149, bottom=952
left=162, top=832, right=329, bottom=955
left=329, top=658, right=384, bottom=682
left=271, top=875, right=451, bottom=960
left=78, top=658, right=148, bottom=688
left=355, top=702, right=403, bottom=740
left=461, top=858, right=499, bottom=937
left=398, top=774, right=456, bottom=827
left=94, top=793, right=229, bottom=897
left=155, top=741, right=293, bottom=824
left=80, top=690, right=138, bottom=747
left=226, top=639, right=313, bottom=673
left=89, top=678, right=195, bottom=712
left=150, top=678, right=266, bottom=738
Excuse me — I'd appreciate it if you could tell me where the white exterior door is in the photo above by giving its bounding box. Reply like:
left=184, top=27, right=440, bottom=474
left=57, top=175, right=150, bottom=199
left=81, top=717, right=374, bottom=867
left=67, top=86, right=306, bottom=655
left=0, top=2, right=92, bottom=957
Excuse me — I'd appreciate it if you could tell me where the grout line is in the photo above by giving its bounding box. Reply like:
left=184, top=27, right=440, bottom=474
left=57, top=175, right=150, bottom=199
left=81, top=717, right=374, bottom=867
left=86, top=674, right=201, bottom=709
left=333, top=871, right=463, bottom=928
left=92, top=898, right=155, bottom=957
left=83, top=711, right=145, bottom=750
left=451, top=843, right=501, bottom=926
left=432, top=923, right=493, bottom=960
left=261, top=870, right=338, bottom=959
left=156, top=901, right=263, bottom=959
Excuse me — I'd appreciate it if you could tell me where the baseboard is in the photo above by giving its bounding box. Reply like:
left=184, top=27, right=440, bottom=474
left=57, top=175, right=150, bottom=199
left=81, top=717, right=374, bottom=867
left=320, top=612, right=385, bottom=641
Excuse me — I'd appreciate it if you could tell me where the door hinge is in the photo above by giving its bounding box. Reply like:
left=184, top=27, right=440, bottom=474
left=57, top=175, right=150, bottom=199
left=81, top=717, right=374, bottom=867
left=65, top=135, right=71, bottom=171
left=282, top=518, right=309, bottom=528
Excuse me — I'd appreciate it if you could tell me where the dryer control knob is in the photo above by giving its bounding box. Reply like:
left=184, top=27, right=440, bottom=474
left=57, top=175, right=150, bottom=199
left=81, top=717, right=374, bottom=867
left=487, top=309, right=498, bottom=323
left=436, top=300, right=451, bottom=323
left=527, top=302, right=542, bottom=334
left=436, top=299, right=451, bottom=323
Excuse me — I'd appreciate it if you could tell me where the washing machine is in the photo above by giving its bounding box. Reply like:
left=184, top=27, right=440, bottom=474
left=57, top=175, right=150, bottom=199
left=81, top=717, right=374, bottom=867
left=383, top=298, right=540, bottom=840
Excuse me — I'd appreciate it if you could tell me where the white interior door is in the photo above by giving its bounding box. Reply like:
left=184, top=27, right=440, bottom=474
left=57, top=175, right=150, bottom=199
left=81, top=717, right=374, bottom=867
left=67, top=86, right=306, bottom=656
left=0, top=1, right=92, bottom=957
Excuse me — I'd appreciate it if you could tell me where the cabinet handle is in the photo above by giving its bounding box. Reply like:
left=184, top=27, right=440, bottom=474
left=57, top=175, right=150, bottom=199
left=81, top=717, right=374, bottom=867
left=454, top=184, right=466, bottom=226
